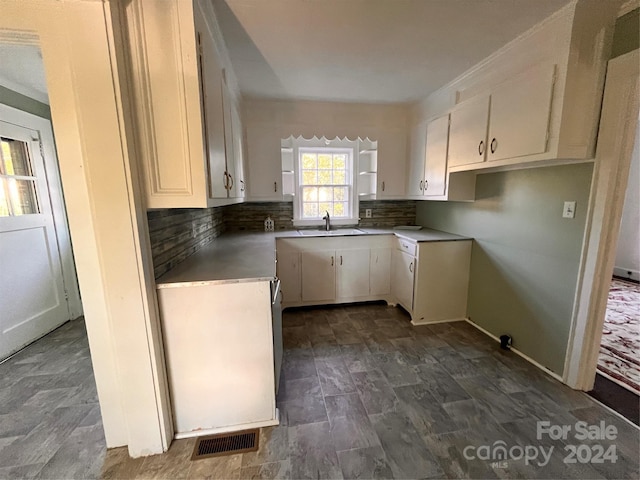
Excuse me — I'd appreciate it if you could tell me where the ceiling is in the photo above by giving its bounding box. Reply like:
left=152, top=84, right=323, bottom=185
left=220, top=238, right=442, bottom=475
left=0, top=43, right=48, bottom=104
left=213, top=0, right=573, bottom=104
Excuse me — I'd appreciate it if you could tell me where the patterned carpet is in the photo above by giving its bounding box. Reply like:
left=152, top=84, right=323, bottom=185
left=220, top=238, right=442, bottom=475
left=598, top=278, right=640, bottom=395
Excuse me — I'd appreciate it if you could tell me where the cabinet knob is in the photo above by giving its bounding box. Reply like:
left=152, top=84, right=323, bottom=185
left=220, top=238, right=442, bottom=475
left=490, top=138, right=497, bottom=154
left=478, top=140, right=485, bottom=156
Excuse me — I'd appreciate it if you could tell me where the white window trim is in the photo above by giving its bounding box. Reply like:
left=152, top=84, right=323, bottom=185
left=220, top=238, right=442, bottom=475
left=292, top=142, right=359, bottom=227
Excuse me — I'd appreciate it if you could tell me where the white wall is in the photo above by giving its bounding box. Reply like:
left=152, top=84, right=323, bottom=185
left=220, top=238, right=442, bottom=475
left=614, top=122, right=640, bottom=281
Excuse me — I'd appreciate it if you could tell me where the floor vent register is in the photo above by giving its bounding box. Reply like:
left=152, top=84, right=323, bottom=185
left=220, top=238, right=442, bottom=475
left=191, top=429, right=259, bottom=460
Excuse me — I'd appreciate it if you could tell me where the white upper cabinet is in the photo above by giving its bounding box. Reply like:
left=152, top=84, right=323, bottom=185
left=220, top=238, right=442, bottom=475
left=124, top=0, right=244, bottom=208
left=411, top=0, right=618, bottom=177
left=376, top=132, right=407, bottom=198
left=448, top=96, right=490, bottom=168
left=423, top=115, right=450, bottom=197
left=486, top=65, right=555, bottom=162
left=245, top=125, right=283, bottom=200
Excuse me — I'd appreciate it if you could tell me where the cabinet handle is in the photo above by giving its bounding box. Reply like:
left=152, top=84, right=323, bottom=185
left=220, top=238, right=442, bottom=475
left=274, top=181, right=278, bottom=193
left=340, top=255, right=343, bottom=266
left=409, top=261, right=413, bottom=273
left=490, top=138, right=497, bottom=154
left=331, top=256, right=334, bottom=266
left=223, top=172, right=229, bottom=189
left=419, top=180, right=424, bottom=191
left=381, top=181, right=385, bottom=192
left=478, top=140, right=485, bottom=156
left=424, top=179, right=428, bottom=192
left=240, top=179, right=245, bottom=192
left=228, top=173, right=234, bottom=190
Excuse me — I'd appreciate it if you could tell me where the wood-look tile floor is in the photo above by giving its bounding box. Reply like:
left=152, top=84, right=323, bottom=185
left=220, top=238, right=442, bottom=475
left=1, top=306, right=638, bottom=479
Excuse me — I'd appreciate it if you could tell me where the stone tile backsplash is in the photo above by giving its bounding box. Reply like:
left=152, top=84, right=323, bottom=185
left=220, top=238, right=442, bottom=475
left=148, top=200, right=417, bottom=278
left=147, top=208, right=224, bottom=279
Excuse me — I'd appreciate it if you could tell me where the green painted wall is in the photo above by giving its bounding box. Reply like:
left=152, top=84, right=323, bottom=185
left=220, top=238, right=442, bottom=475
left=0, top=85, right=50, bottom=119
left=611, top=8, right=639, bottom=58
left=416, top=164, right=593, bottom=374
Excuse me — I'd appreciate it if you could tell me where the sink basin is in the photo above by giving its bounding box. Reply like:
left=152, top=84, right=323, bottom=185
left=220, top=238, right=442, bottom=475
left=298, top=228, right=366, bottom=236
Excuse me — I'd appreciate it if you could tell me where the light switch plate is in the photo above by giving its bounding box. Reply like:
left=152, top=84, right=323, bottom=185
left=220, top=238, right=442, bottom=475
left=563, top=201, right=576, bottom=219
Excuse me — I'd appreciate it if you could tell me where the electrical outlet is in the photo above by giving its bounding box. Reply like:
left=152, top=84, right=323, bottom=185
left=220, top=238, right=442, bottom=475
left=365, top=209, right=372, bottom=218
left=562, top=201, right=576, bottom=219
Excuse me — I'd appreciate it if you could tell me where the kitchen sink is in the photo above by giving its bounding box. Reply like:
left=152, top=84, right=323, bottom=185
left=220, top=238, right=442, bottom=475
left=297, top=228, right=366, bottom=236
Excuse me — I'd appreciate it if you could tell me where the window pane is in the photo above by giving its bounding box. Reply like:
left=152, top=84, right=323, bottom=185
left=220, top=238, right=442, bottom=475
left=1, top=138, right=32, bottom=176
left=318, top=154, right=332, bottom=169
left=302, top=153, right=317, bottom=169
left=333, top=187, right=347, bottom=201
left=302, top=170, right=317, bottom=185
left=0, top=181, right=9, bottom=216
left=333, top=170, right=346, bottom=184
left=318, top=202, right=332, bottom=215
left=8, top=179, right=39, bottom=215
left=333, top=154, right=346, bottom=169
left=334, top=202, right=347, bottom=217
left=318, top=170, right=332, bottom=185
left=318, top=187, right=332, bottom=202
left=303, top=202, right=318, bottom=218
left=302, top=186, right=318, bottom=202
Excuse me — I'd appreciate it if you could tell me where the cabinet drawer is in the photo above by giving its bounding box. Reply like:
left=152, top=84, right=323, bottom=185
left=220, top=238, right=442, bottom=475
left=395, top=238, right=417, bottom=256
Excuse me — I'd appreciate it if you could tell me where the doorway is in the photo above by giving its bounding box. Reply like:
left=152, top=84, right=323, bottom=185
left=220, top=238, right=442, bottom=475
left=0, top=44, right=82, bottom=360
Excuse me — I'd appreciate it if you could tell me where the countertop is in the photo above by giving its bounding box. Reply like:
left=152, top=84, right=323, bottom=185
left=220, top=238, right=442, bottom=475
left=156, top=228, right=471, bottom=288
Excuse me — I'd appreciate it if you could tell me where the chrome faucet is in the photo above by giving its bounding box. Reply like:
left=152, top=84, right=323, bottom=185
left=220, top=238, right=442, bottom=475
left=322, top=211, right=331, bottom=231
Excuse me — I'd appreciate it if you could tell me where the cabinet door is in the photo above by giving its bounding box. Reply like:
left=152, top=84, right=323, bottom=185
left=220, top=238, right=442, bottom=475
left=301, top=251, right=335, bottom=302
left=336, top=249, right=370, bottom=299
left=448, top=95, right=490, bottom=168
left=370, top=248, right=391, bottom=295
left=228, top=101, right=246, bottom=198
left=245, top=125, right=283, bottom=199
left=406, top=123, right=427, bottom=196
left=377, top=132, right=406, bottom=197
left=194, top=14, right=228, bottom=199
left=487, top=65, right=555, bottom=162
left=277, top=251, right=301, bottom=304
left=424, top=114, right=450, bottom=196
left=391, top=250, right=415, bottom=311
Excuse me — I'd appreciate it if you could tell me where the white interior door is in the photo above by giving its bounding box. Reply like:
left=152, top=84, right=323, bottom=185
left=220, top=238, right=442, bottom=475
left=0, top=119, right=71, bottom=359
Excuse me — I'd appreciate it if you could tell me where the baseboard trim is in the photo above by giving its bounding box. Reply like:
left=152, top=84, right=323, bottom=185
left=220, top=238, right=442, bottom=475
left=174, top=410, right=280, bottom=440
left=612, top=266, right=639, bottom=282
left=464, top=319, right=563, bottom=383
left=411, top=317, right=466, bottom=326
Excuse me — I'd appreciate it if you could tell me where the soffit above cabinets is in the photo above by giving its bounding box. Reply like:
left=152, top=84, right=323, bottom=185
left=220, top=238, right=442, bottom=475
left=213, top=0, right=572, bottom=104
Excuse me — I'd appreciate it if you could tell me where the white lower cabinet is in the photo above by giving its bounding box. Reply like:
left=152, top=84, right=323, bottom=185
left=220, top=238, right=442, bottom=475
left=391, top=249, right=415, bottom=312
left=404, top=239, right=472, bottom=325
left=369, top=248, right=391, bottom=295
left=157, top=280, right=279, bottom=436
left=337, top=249, right=370, bottom=299
left=301, top=251, right=336, bottom=302
left=276, top=251, right=301, bottom=303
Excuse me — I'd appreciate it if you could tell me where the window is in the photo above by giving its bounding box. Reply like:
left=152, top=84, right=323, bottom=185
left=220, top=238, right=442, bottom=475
left=0, top=137, right=40, bottom=217
left=299, top=148, right=351, bottom=219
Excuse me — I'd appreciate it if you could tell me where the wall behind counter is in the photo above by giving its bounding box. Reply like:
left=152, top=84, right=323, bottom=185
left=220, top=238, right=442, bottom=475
left=416, top=163, right=593, bottom=375
left=148, top=200, right=416, bottom=278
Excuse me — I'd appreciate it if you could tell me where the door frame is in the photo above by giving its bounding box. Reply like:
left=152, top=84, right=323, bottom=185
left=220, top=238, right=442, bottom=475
left=564, top=49, right=640, bottom=390
left=0, top=103, right=83, bottom=320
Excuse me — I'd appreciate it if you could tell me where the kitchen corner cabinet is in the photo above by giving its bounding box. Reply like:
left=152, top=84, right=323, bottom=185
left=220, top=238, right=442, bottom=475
left=124, top=0, right=245, bottom=208
left=391, top=237, right=472, bottom=325
left=408, top=114, right=451, bottom=197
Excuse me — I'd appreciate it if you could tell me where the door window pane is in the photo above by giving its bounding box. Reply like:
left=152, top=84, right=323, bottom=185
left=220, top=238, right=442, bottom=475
left=7, top=179, right=39, bottom=215
left=0, top=183, right=9, bottom=217
left=1, top=138, right=32, bottom=176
